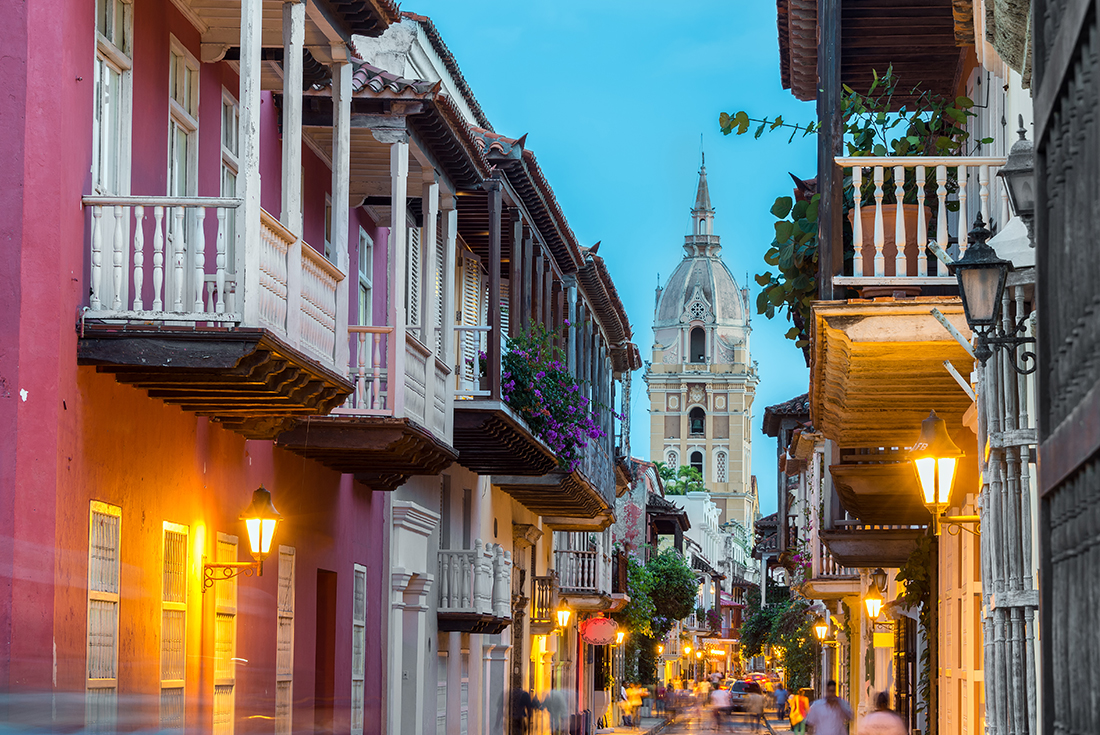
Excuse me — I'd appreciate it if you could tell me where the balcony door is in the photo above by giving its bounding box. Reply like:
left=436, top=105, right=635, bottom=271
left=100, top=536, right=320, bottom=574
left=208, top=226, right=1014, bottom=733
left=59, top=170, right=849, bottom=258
left=166, top=38, right=200, bottom=312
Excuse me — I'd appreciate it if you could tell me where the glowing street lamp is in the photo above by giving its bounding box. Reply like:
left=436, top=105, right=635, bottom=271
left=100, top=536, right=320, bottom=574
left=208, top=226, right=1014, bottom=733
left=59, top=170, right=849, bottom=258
left=203, top=485, right=283, bottom=592
left=813, top=616, right=828, bottom=642
left=910, top=411, right=979, bottom=535
left=556, top=605, right=572, bottom=629
left=616, top=630, right=626, bottom=645
left=864, top=584, right=884, bottom=620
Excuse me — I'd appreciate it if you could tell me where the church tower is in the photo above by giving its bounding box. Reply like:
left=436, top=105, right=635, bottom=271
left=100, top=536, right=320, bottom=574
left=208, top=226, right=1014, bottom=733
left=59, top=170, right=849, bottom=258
left=645, top=158, right=759, bottom=529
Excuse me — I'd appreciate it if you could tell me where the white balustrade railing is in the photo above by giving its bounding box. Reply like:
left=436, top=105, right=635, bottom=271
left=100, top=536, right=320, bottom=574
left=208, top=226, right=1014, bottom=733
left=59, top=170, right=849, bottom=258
left=258, top=209, right=291, bottom=332
left=298, top=244, right=342, bottom=363
left=834, top=156, right=1009, bottom=285
left=454, top=325, right=491, bottom=397
left=555, top=549, right=602, bottom=593
left=437, top=540, right=512, bottom=619
left=337, top=326, right=395, bottom=415
left=83, top=196, right=242, bottom=322
left=82, top=198, right=347, bottom=370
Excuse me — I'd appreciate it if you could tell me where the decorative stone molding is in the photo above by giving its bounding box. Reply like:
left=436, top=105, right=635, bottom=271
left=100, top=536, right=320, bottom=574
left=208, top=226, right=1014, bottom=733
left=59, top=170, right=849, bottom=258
left=393, top=500, right=440, bottom=538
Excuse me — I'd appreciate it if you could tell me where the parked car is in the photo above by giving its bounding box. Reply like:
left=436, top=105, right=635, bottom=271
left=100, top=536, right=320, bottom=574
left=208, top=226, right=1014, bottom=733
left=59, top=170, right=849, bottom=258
left=726, top=680, right=751, bottom=712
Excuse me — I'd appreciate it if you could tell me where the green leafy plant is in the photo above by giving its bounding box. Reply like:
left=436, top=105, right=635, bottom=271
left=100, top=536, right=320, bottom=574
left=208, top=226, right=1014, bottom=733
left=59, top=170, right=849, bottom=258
left=613, top=552, right=657, bottom=637
left=896, top=535, right=934, bottom=720
left=646, top=549, right=698, bottom=638
left=739, top=582, right=814, bottom=690
left=755, top=193, right=820, bottom=350
left=654, top=462, right=707, bottom=496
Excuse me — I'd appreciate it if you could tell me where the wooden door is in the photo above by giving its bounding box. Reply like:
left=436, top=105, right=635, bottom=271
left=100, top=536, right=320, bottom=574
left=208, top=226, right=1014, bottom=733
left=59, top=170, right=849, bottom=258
left=1034, top=0, right=1100, bottom=732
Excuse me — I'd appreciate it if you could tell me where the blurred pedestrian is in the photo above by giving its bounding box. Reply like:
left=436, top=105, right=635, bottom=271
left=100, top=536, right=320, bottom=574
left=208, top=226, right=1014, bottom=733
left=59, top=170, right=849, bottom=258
left=803, top=680, right=853, bottom=735
left=856, top=691, right=906, bottom=735
left=775, top=682, right=789, bottom=719
left=510, top=689, right=538, bottom=734
left=746, top=682, right=766, bottom=733
left=789, top=688, right=812, bottom=733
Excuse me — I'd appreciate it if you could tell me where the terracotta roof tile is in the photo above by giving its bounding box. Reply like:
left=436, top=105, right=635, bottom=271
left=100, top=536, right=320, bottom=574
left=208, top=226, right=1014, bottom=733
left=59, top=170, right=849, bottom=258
left=400, top=12, right=495, bottom=131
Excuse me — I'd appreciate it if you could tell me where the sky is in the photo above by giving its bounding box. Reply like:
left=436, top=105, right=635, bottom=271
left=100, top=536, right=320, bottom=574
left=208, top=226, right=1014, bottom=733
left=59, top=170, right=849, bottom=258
left=406, top=0, right=817, bottom=516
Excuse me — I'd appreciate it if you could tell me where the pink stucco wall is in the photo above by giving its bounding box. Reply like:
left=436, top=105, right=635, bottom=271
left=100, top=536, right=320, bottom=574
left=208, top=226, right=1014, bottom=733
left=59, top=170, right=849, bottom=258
left=0, top=0, right=389, bottom=728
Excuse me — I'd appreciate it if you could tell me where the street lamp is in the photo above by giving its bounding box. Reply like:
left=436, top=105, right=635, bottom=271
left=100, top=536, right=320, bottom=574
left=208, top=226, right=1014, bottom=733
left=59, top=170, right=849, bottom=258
left=910, top=411, right=980, bottom=535
left=556, top=605, right=572, bottom=629
left=949, top=214, right=1036, bottom=373
left=616, top=630, right=627, bottom=645
left=998, top=116, right=1035, bottom=237
left=203, top=485, right=283, bottom=591
left=864, top=568, right=885, bottom=620
left=813, top=616, right=828, bottom=642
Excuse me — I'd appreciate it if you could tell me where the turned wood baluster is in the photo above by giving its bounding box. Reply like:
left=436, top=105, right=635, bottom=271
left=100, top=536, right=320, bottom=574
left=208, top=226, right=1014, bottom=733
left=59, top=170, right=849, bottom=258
left=372, top=333, right=383, bottom=411
left=172, top=207, right=186, bottom=312
left=357, top=332, right=367, bottom=409
left=936, top=166, right=949, bottom=262
left=917, top=166, right=928, bottom=277
left=133, top=206, right=145, bottom=310
left=112, top=205, right=125, bottom=310
left=215, top=208, right=227, bottom=314
left=893, top=165, right=907, bottom=277
left=193, top=207, right=206, bottom=313
left=90, top=205, right=103, bottom=309
left=852, top=167, right=863, bottom=277
left=152, top=207, right=165, bottom=311
left=979, top=164, right=991, bottom=226
left=958, top=166, right=969, bottom=255
left=873, top=166, right=886, bottom=277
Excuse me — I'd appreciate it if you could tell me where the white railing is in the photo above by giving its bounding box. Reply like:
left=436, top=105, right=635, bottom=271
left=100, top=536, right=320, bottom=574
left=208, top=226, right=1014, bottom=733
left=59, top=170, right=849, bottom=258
left=834, top=156, right=1009, bottom=285
left=338, top=326, right=395, bottom=415
left=555, top=549, right=612, bottom=594
left=437, top=540, right=512, bottom=619
left=454, top=325, right=491, bottom=397
left=83, top=196, right=242, bottom=322
left=82, top=198, right=346, bottom=370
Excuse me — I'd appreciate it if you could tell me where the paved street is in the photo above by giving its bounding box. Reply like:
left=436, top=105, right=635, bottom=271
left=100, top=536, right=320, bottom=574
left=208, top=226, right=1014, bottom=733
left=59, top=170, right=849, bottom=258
left=613, top=710, right=792, bottom=734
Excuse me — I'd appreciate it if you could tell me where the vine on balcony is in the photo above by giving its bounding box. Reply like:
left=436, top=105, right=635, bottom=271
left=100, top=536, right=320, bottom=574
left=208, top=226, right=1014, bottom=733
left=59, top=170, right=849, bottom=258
left=482, top=323, right=606, bottom=472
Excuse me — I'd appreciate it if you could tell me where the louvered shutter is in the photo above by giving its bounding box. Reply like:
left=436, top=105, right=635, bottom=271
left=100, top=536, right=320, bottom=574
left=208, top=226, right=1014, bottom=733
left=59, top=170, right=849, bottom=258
left=500, top=280, right=510, bottom=340
left=460, top=255, right=482, bottom=388
left=435, top=221, right=446, bottom=353
left=406, top=226, right=421, bottom=334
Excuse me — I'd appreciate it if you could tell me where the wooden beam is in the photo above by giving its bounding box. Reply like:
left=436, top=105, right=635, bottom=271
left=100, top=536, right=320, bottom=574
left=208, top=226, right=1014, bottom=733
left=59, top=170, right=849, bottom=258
left=818, top=0, right=843, bottom=300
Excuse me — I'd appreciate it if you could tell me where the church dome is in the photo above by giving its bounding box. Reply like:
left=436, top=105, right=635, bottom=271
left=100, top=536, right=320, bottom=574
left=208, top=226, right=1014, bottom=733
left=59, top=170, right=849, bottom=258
left=654, top=160, right=747, bottom=328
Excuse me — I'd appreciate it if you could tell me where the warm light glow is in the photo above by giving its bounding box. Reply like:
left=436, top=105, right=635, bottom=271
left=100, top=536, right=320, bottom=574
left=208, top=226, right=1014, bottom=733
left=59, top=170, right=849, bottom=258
left=864, top=586, right=884, bottom=620
left=696, top=651, right=703, bottom=659
left=556, top=606, right=571, bottom=629
left=657, top=645, right=664, bottom=655
left=240, top=485, right=282, bottom=562
left=813, top=616, right=828, bottom=641
left=937, top=457, right=957, bottom=505
left=616, top=630, right=626, bottom=645
left=914, top=457, right=938, bottom=505
left=684, top=645, right=692, bottom=655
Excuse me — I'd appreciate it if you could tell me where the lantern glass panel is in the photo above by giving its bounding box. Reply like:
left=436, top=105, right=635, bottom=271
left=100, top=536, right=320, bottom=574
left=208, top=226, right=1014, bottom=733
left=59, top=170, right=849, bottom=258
left=937, top=457, right=957, bottom=505
left=914, top=457, right=938, bottom=505
left=1009, top=172, right=1036, bottom=214
left=960, top=266, right=1003, bottom=325
left=865, top=596, right=883, bottom=620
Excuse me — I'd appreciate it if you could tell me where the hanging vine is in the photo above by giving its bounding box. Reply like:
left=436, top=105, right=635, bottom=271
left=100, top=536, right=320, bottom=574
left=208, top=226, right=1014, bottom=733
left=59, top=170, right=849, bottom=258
left=895, top=535, right=935, bottom=719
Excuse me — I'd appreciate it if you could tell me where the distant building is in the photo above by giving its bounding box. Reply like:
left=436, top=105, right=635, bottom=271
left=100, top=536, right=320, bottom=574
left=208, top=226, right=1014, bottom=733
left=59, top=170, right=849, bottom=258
left=645, top=159, right=759, bottom=530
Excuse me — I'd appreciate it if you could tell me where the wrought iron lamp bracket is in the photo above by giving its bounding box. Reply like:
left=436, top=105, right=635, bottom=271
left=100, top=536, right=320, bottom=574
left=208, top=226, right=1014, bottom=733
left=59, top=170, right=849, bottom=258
left=974, top=317, right=1036, bottom=375
left=939, top=514, right=982, bottom=537
left=202, top=557, right=261, bottom=592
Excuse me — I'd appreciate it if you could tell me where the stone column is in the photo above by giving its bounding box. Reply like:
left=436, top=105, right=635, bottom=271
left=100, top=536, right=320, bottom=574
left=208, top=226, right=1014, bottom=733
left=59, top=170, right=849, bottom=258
left=371, top=124, right=409, bottom=416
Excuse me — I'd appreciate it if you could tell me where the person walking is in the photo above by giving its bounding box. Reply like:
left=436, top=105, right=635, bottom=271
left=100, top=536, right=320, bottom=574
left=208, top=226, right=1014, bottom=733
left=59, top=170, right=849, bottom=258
left=856, top=691, right=907, bottom=735
left=746, top=682, right=767, bottom=733
left=774, top=682, right=789, bottom=720
left=803, top=680, right=853, bottom=735
left=789, top=688, right=812, bottom=733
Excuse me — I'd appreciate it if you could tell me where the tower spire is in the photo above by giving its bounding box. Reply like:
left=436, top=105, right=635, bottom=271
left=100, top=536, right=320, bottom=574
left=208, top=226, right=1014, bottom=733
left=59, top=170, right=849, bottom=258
left=689, top=154, right=716, bottom=244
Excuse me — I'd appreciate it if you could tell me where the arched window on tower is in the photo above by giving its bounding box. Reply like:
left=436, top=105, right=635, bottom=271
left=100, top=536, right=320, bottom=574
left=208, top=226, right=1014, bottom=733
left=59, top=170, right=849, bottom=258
left=690, top=327, right=706, bottom=363
left=716, top=451, right=727, bottom=482
left=690, top=451, right=703, bottom=475
left=666, top=450, right=679, bottom=469
left=689, top=407, right=705, bottom=436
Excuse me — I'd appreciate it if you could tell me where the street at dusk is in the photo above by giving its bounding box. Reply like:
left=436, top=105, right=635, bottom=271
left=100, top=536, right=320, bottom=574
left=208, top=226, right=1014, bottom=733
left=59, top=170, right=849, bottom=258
left=0, top=0, right=1094, bottom=733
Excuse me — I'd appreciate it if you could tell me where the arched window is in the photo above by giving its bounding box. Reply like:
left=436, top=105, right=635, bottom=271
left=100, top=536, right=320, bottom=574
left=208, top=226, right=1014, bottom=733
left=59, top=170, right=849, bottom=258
left=690, top=451, right=703, bottom=475
left=690, top=327, right=706, bottom=363
left=666, top=450, right=679, bottom=468
left=689, top=407, right=705, bottom=435
left=716, top=451, right=727, bottom=483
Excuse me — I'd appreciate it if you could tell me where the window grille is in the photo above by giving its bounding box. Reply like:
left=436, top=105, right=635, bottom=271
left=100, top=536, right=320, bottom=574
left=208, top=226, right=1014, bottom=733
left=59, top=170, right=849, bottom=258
left=716, top=452, right=727, bottom=483
left=87, top=501, right=121, bottom=733
left=161, top=523, right=188, bottom=731
left=351, top=563, right=367, bottom=732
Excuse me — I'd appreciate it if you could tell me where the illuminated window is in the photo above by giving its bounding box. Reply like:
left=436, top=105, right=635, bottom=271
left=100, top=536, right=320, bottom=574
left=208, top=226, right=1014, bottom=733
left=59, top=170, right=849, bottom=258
left=213, top=534, right=238, bottom=735
left=276, top=547, right=295, bottom=735
left=87, top=501, right=121, bottom=733
left=160, top=523, right=188, bottom=731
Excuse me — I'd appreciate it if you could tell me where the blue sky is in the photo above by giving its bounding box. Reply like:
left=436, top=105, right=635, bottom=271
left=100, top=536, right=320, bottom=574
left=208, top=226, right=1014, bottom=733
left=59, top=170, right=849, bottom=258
left=409, top=0, right=817, bottom=515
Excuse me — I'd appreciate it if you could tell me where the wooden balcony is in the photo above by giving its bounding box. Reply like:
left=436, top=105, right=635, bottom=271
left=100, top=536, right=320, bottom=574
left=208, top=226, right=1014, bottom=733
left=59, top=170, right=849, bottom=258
left=554, top=547, right=628, bottom=612
left=801, top=540, right=861, bottom=600
left=821, top=521, right=928, bottom=568
left=276, top=326, right=457, bottom=490
left=495, top=439, right=616, bottom=529
left=437, top=541, right=512, bottom=634
left=529, top=574, right=558, bottom=635
left=78, top=199, right=353, bottom=439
